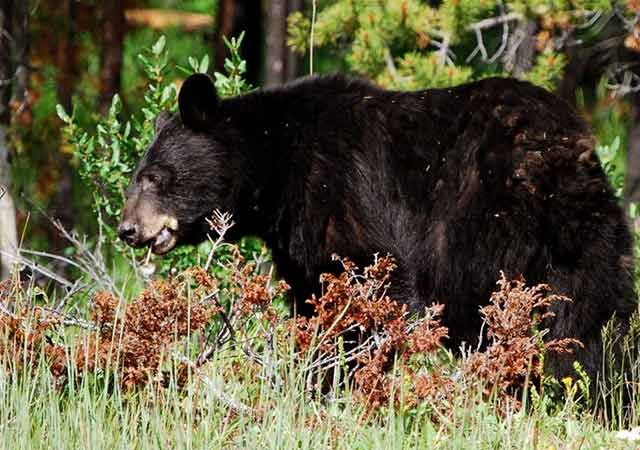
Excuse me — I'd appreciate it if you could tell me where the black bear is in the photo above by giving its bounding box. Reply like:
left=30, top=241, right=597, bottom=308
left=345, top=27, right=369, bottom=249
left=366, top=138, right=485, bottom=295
left=119, top=73, right=636, bottom=380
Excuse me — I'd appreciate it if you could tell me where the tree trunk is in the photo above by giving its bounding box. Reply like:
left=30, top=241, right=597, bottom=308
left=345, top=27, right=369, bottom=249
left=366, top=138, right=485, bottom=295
left=0, top=127, right=18, bottom=279
left=57, top=0, right=76, bottom=113
left=265, top=0, right=286, bottom=87
left=0, top=0, right=20, bottom=279
left=99, top=0, right=125, bottom=115
left=502, top=19, right=537, bottom=78
left=54, top=0, right=75, bottom=232
left=214, top=0, right=263, bottom=86
left=626, top=92, right=640, bottom=212
left=0, top=1, right=13, bottom=124
left=265, top=0, right=301, bottom=86
left=11, top=0, right=28, bottom=108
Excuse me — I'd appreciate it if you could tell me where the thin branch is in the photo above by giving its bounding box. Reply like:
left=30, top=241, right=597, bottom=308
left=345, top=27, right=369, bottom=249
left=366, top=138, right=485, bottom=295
left=204, top=210, right=235, bottom=271
left=466, top=11, right=522, bottom=64
left=487, top=6, right=511, bottom=63
left=467, top=12, right=523, bottom=32
left=0, top=299, right=96, bottom=331
left=0, top=250, right=74, bottom=288
left=195, top=292, right=265, bottom=368
left=606, top=65, right=640, bottom=97
left=19, top=248, right=91, bottom=276
left=0, top=300, right=18, bottom=320
left=309, top=0, right=317, bottom=74
left=35, top=306, right=97, bottom=330
left=576, top=10, right=603, bottom=29
left=436, top=34, right=451, bottom=65
left=384, top=47, right=400, bottom=81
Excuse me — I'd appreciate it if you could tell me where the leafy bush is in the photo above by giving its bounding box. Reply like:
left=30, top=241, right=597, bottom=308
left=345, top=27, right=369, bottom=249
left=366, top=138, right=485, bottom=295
left=56, top=34, right=253, bottom=274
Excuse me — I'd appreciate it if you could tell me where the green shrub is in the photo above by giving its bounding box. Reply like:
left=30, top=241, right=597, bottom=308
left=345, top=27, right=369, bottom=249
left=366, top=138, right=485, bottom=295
left=57, top=34, right=254, bottom=274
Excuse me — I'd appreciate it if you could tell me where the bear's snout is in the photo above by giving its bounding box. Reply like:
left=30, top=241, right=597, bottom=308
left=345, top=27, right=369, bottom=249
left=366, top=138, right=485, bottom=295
left=118, top=195, right=180, bottom=254
left=118, top=221, right=139, bottom=245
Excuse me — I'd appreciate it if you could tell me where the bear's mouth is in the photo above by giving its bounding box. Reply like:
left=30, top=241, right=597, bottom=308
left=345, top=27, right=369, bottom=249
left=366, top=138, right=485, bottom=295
left=148, top=226, right=177, bottom=255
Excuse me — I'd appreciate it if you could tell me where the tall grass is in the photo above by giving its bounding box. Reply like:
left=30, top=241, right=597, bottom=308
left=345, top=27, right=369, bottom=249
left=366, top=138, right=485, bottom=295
left=0, top=334, right=635, bottom=449
left=2, top=222, right=640, bottom=449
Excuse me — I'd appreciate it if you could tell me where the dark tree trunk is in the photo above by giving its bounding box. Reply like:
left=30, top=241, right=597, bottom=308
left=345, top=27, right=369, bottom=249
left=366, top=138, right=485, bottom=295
left=99, top=0, right=125, bottom=115
left=56, top=0, right=77, bottom=113
left=265, top=0, right=301, bottom=86
left=11, top=0, right=28, bottom=107
left=626, top=92, right=640, bottom=211
left=557, top=17, right=628, bottom=105
left=54, top=0, right=76, bottom=232
left=0, top=1, right=13, bottom=124
left=214, top=0, right=263, bottom=86
left=557, top=44, right=593, bottom=106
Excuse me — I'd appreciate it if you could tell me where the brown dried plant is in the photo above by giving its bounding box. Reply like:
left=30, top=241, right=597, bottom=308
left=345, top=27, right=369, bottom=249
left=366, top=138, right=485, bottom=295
left=76, top=267, right=219, bottom=390
left=0, top=278, right=67, bottom=382
left=289, top=259, right=580, bottom=414
left=0, top=229, right=582, bottom=420
left=287, top=254, right=449, bottom=410
left=292, top=255, right=407, bottom=353
left=464, top=273, right=582, bottom=400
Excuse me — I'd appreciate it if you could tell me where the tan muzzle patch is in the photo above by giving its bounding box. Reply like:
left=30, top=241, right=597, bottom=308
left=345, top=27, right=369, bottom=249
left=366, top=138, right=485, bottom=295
left=121, top=196, right=179, bottom=254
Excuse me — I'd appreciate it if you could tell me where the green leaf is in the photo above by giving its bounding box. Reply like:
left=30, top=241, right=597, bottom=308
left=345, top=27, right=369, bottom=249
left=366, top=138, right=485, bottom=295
left=199, top=54, right=210, bottom=74
left=56, top=104, right=71, bottom=123
left=188, top=56, right=198, bottom=72
left=161, top=85, right=175, bottom=105
left=152, top=36, right=166, bottom=56
left=611, top=136, right=621, bottom=153
left=108, top=94, right=121, bottom=117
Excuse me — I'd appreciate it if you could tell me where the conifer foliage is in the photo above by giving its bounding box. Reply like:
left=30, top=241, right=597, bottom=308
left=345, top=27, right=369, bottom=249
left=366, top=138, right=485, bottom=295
left=288, top=0, right=640, bottom=91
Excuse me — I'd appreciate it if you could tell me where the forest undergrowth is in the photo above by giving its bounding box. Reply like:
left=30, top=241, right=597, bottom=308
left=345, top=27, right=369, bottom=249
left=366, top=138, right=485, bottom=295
left=1, top=209, right=640, bottom=449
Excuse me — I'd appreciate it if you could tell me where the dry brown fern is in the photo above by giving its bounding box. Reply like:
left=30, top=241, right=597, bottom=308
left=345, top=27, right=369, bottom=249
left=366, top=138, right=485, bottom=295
left=76, top=268, right=219, bottom=390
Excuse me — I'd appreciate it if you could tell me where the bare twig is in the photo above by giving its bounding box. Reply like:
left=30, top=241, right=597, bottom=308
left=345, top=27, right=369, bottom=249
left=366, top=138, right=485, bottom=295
left=576, top=10, right=603, bottom=29
left=35, top=306, right=97, bottom=330
left=467, top=11, right=523, bottom=32
left=384, top=48, right=400, bottom=82
left=435, top=34, right=452, bottom=66
left=0, top=250, right=74, bottom=288
left=606, top=64, right=640, bottom=96
left=310, top=0, right=317, bottom=74
left=0, top=300, right=18, bottom=320
left=195, top=291, right=266, bottom=368
left=466, top=11, right=522, bottom=63
left=0, top=298, right=96, bottom=331
left=204, top=209, right=235, bottom=271
left=487, top=5, right=511, bottom=63
left=20, top=248, right=91, bottom=276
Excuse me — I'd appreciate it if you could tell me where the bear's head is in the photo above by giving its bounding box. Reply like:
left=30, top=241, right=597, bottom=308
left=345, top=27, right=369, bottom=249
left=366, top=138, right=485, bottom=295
left=118, top=73, right=240, bottom=254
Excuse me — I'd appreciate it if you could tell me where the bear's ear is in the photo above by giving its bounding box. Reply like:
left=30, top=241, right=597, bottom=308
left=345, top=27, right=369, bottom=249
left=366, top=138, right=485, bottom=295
left=178, top=73, right=219, bottom=131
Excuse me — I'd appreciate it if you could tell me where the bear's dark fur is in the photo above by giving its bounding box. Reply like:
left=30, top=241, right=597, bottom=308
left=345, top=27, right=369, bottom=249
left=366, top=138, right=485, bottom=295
left=120, top=73, right=636, bottom=380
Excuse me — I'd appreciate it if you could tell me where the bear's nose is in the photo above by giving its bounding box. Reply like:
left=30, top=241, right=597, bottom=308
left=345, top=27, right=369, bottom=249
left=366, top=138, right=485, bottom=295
left=118, top=221, right=138, bottom=244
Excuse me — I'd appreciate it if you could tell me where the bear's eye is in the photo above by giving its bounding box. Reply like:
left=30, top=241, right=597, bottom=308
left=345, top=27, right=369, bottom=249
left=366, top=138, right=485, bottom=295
left=141, top=173, right=162, bottom=191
